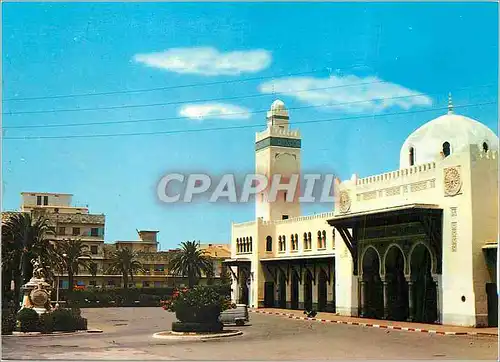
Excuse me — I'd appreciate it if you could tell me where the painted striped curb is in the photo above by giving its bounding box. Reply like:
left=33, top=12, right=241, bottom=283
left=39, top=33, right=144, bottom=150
left=250, top=310, right=497, bottom=337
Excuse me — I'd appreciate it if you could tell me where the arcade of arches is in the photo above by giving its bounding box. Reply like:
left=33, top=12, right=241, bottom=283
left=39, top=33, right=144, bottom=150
left=330, top=206, right=443, bottom=324
left=261, top=258, right=335, bottom=312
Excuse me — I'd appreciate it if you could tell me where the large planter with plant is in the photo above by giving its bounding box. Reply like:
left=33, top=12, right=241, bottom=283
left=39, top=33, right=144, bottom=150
left=161, top=286, right=233, bottom=333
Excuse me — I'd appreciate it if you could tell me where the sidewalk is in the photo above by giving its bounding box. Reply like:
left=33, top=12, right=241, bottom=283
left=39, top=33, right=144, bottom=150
left=251, top=308, right=499, bottom=337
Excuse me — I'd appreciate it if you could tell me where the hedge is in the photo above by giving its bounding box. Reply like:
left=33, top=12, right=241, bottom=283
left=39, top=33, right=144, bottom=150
left=57, top=288, right=174, bottom=307
left=2, top=308, right=17, bottom=335
left=14, top=307, right=88, bottom=333
left=172, top=321, right=224, bottom=333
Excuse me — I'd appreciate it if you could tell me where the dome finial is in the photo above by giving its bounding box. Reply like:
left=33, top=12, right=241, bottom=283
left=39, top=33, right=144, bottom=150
left=448, top=92, right=454, bottom=114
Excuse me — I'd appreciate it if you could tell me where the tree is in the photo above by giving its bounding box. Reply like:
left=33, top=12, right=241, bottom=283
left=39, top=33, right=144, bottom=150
left=219, top=265, right=232, bottom=286
left=2, top=213, right=54, bottom=304
left=53, top=239, right=92, bottom=291
left=105, top=248, right=144, bottom=290
left=168, top=241, right=214, bottom=288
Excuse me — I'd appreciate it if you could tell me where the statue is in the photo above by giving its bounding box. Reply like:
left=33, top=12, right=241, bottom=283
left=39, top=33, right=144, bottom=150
left=19, top=256, right=52, bottom=314
left=30, top=257, right=45, bottom=280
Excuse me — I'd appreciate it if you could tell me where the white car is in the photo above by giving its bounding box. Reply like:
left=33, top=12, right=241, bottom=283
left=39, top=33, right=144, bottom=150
left=219, top=304, right=249, bottom=326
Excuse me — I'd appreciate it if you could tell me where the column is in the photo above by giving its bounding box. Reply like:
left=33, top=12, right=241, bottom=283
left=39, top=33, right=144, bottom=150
left=312, top=271, right=319, bottom=311
left=382, top=278, right=389, bottom=320
left=298, top=280, right=305, bottom=310
left=433, top=275, right=441, bottom=324
left=286, top=279, right=292, bottom=309
left=359, top=279, right=366, bottom=317
left=406, top=277, right=414, bottom=322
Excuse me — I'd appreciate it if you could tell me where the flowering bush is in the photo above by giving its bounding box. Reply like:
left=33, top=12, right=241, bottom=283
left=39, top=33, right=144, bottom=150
left=160, top=286, right=235, bottom=324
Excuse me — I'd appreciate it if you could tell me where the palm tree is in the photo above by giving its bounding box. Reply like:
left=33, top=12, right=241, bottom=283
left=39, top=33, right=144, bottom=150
left=106, top=248, right=144, bottom=289
left=2, top=213, right=54, bottom=303
left=168, top=241, right=214, bottom=288
left=53, top=239, right=92, bottom=291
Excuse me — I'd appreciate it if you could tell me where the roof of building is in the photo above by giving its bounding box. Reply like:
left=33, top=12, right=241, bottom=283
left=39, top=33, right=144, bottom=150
left=21, top=192, right=73, bottom=196
left=400, top=106, right=499, bottom=168
left=271, top=99, right=286, bottom=111
left=199, top=243, right=231, bottom=258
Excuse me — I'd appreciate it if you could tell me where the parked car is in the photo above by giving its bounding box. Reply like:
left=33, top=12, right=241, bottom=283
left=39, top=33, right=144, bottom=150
left=219, top=304, right=249, bottom=326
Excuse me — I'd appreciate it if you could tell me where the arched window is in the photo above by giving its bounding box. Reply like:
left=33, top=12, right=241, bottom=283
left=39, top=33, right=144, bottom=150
left=282, top=236, right=286, bottom=251
left=483, top=142, right=489, bottom=153
left=321, top=230, right=327, bottom=249
left=409, top=147, right=415, bottom=166
left=249, top=237, right=253, bottom=252
left=278, top=236, right=282, bottom=251
left=266, top=236, right=273, bottom=252
left=295, top=234, right=299, bottom=250
left=290, top=234, right=295, bottom=250
left=442, top=142, right=451, bottom=157
left=317, top=231, right=322, bottom=249
left=303, top=232, right=308, bottom=249
left=236, top=238, right=240, bottom=253
left=307, top=232, right=312, bottom=250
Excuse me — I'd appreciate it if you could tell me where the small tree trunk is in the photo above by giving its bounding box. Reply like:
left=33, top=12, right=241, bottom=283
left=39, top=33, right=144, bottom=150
left=188, top=272, right=195, bottom=288
left=123, top=273, right=128, bottom=290
left=68, top=270, right=74, bottom=292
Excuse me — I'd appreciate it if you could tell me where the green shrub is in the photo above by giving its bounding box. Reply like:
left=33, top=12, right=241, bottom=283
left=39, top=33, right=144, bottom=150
left=59, top=288, right=173, bottom=308
left=172, top=321, right=223, bottom=333
left=162, top=286, right=231, bottom=325
left=16, top=308, right=40, bottom=332
left=40, top=313, right=54, bottom=334
left=2, top=308, right=17, bottom=335
left=52, top=309, right=76, bottom=332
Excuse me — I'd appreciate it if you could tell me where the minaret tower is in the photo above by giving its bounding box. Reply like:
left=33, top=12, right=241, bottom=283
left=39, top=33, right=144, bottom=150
left=255, top=100, right=301, bottom=221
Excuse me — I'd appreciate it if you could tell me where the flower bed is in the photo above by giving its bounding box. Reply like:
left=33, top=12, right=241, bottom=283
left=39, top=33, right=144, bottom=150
left=161, top=286, right=235, bottom=333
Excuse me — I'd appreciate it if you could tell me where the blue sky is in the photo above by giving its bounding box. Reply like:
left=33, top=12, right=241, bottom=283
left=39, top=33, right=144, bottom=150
left=2, top=2, right=498, bottom=249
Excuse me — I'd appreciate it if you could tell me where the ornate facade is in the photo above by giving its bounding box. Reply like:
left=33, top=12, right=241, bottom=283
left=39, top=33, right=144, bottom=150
left=227, top=99, right=498, bottom=327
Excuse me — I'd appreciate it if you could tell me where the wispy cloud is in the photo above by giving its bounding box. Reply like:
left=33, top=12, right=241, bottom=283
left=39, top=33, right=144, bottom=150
left=259, top=75, right=432, bottom=113
left=133, top=47, right=272, bottom=76
left=179, top=103, right=251, bottom=121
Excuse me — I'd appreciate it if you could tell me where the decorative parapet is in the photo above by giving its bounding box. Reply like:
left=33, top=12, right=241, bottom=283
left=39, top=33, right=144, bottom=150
left=355, top=162, right=437, bottom=187
left=255, top=126, right=300, bottom=142
left=233, top=220, right=257, bottom=228
left=476, top=149, right=498, bottom=160
left=261, top=211, right=335, bottom=225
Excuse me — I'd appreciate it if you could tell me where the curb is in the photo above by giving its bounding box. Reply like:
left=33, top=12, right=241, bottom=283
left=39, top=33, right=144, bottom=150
left=152, top=330, right=243, bottom=340
left=250, top=310, right=497, bottom=337
left=6, top=329, right=102, bottom=337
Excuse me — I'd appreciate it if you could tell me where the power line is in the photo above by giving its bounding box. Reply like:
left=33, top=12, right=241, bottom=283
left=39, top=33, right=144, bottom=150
left=3, top=85, right=494, bottom=130
left=2, top=80, right=389, bottom=116
left=3, top=68, right=330, bottom=102
left=4, top=101, right=495, bottom=141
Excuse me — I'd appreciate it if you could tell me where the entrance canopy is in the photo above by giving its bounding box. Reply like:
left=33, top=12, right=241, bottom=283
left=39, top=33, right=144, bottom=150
left=327, top=203, right=443, bottom=275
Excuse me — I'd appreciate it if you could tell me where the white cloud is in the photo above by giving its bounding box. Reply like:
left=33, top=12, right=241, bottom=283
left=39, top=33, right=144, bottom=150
left=259, top=75, right=432, bottom=113
left=179, top=103, right=251, bottom=121
left=133, top=47, right=272, bottom=76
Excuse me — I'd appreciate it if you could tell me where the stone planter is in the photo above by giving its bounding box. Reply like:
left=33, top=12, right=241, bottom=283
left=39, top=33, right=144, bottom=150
left=174, top=306, right=223, bottom=332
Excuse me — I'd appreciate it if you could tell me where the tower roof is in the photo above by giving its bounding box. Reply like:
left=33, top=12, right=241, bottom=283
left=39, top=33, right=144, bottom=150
left=270, top=99, right=286, bottom=112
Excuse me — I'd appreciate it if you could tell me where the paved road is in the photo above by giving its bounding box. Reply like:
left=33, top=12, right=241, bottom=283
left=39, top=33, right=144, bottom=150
left=2, top=307, right=498, bottom=360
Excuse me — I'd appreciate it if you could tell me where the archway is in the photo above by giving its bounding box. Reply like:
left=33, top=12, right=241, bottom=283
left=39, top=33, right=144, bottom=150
left=290, top=271, right=299, bottom=310
left=318, top=269, right=328, bottom=312
left=278, top=270, right=287, bottom=308
left=384, top=246, right=408, bottom=321
left=362, top=247, right=383, bottom=318
left=304, top=270, right=313, bottom=311
left=410, top=244, right=437, bottom=323
left=239, top=269, right=249, bottom=305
